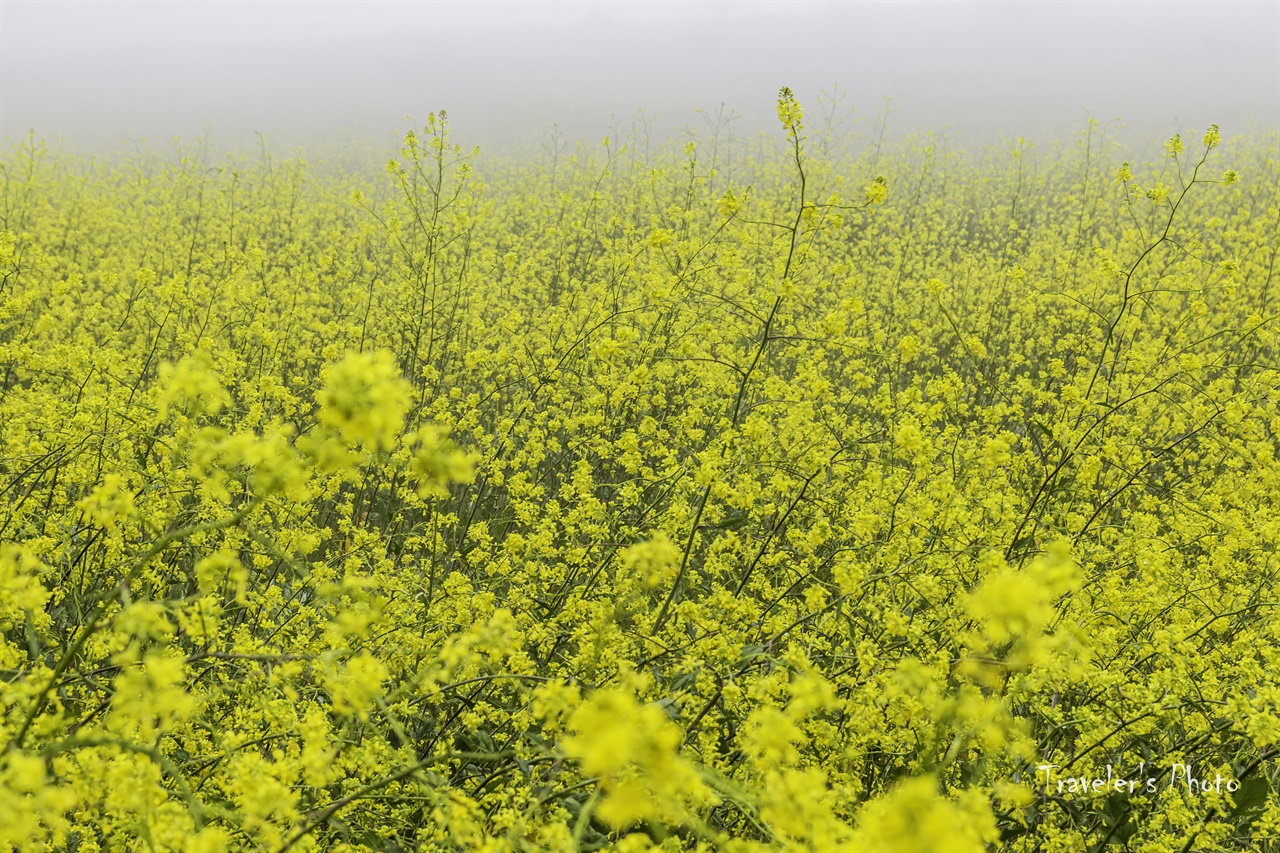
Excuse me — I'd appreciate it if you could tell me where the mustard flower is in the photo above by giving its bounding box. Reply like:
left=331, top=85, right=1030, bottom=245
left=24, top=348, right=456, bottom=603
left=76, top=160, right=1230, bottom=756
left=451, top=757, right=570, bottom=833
left=157, top=351, right=230, bottom=419
left=316, top=349, right=412, bottom=452
left=75, top=473, right=135, bottom=531
left=865, top=175, right=889, bottom=205
left=850, top=775, right=998, bottom=852
left=324, top=651, right=388, bottom=720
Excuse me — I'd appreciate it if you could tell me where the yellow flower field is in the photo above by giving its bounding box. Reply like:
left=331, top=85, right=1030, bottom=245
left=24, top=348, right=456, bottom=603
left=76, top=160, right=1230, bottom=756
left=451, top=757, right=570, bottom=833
left=2, top=90, right=1278, bottom=850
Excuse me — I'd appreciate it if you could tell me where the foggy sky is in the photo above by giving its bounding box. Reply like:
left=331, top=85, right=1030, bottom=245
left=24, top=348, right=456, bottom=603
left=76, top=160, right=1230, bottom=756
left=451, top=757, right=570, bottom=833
left=2, top=0, right=1278, bottom=156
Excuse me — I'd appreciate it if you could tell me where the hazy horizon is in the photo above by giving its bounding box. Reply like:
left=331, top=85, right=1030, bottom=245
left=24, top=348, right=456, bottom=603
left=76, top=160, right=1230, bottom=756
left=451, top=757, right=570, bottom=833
left=3, top=0, right=1278, bottom=158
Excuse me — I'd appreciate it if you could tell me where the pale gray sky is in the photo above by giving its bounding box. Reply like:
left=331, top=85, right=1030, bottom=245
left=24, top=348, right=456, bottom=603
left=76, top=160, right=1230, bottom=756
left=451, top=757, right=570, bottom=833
left=2, top=0, right=1278, bottom=154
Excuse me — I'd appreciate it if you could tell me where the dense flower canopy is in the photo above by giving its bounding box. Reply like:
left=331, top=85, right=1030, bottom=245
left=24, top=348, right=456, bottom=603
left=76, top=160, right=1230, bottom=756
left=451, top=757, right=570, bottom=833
left=1, top=93, right=1278, bottom=850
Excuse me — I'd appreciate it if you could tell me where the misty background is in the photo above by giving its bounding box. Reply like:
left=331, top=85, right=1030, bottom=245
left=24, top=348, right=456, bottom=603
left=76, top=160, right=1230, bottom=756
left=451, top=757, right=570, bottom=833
left=2, top=0, right=1278, bottom=159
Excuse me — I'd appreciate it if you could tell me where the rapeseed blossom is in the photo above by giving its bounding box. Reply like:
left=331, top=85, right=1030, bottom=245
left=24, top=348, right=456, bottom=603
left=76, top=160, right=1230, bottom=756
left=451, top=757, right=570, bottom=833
left=157, top=351, right=230, bottom=419
left=0, top=101, right=1272, bottom=851
left=564, top=687, right=718, bottom=829
left=316, top=349, right=412, bottom=452
left=850, top=775, right=998, bottom=852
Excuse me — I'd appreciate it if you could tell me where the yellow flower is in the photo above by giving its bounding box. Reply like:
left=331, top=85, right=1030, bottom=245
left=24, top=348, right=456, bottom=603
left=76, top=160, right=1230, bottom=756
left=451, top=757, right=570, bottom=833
left=195, top=548, right=248, bottom=602
left=619, top=531, right=682, bottom=590
left=0, top=751, right=76, bottom=848
left=776, top=86, right=805, bottom=135
left=316, top=349, right=412, bottom=452
left=408, top=424, right=475, bottom=498
left=865, top=175, right=889, bottom=205
left=324, top=651, right=389, bottom=720
left=107, top=651, right=198, bottom=738
left=564, top=687, right=716, bottom=828
left=0, top=545, right=49, bottom=632
left=717, top=190, right=744, bottom=218
left=646, top=228, right=674, bottom=249
left=894, top=421, right=926, bottom=457
left=850, top=775, right=998, bottom=853
left=158, top=351, right=230, bottom=419
left=742, top=705, right=802, bottom=767
left=531, top=680, right=582, bottom=731
left=964, top=541, right=1080, bottom=669
left=76, top=473, right=135, bottom=531
left=981, top=437, right=1012, bottom=469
